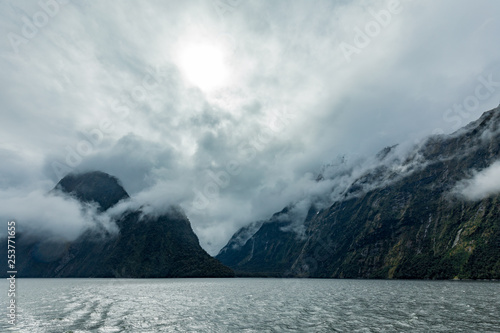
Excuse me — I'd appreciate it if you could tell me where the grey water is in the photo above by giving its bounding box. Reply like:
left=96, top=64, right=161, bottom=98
left=0, top=278, right=499, bottom=332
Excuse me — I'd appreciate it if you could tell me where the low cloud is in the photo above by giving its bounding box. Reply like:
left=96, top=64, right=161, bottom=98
left=106, top=179, right=194, bottom=219
left=0, top=189, right=117, bottom=241
left=452, top=161, right=500, bottom=201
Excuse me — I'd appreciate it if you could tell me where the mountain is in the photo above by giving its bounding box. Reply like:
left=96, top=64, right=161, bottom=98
left=217, top=106, right=500, bottom=279
left=3, top=172, right=234, bottom=278
left=53, top=171, right=129, bottom=211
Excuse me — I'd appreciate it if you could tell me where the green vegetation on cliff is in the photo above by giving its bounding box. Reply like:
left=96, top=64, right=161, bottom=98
left=217, top=107, right=500, bottom=279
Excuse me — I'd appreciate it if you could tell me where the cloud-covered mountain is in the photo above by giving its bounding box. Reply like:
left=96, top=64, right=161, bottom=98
left=1, top=171, right=233, bottom=278
left=1, top=1, right=500, bottom=256
left=217, top=106, right=500, bottom=279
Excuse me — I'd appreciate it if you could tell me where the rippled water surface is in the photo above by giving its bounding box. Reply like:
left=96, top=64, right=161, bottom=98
left=1, top=278, right=499, bottom=332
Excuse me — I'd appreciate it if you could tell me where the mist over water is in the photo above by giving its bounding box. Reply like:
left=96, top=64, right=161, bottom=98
left=1, top=279, right=498, bottom=332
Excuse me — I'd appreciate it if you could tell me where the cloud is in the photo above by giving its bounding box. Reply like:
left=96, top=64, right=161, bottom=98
left=1, top=0, right=500, bottom=254
left=0, top=189, right=117, bottom=241
left=452, top=161, right=500, bottom=201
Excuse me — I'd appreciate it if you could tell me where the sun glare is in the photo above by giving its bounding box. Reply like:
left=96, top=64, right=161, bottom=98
left=177, top=43, right=230, bottom=91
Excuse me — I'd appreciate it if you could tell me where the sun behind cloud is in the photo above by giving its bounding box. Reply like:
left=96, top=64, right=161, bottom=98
left=176, top=42, right=231, bottom=92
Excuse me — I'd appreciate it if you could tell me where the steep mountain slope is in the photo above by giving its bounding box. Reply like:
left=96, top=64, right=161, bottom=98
left=3, top=172, right=234, bottom=278
left=217, top=209, right=303, bottom=276
left=217, top=107, right=500, bottom=279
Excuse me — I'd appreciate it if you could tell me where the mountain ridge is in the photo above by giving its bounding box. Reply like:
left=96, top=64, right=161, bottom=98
left=216, top=106, right=500, bottom=279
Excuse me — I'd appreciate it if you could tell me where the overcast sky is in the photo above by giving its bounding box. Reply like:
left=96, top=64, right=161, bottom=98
left=1, top=0, right=499, bottom=254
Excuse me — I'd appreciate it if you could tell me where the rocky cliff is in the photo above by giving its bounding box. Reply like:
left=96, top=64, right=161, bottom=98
left=217, top=107, right=500, bottom=279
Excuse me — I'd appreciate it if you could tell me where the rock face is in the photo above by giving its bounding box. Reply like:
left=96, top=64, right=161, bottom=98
left=217, top=107, right=500, bottom=279
left=54, top=171, right=129, bottom=211
left=3, top=172, right=234, bottom=278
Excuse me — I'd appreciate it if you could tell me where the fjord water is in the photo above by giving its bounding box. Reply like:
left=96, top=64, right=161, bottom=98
left=1, top=279, right=499, bottom=332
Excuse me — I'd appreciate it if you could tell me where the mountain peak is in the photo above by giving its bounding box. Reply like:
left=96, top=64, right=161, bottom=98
left=4, top=171, right=234, bottom=278
left=55, top=171, right=129, bottom=211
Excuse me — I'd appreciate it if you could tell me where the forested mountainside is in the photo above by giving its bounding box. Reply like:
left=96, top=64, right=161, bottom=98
left=217, top=107, right=500, bottom=279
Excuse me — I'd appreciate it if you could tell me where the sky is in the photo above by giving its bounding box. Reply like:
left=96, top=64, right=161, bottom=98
left=0, top=0, right=499, bottom=255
